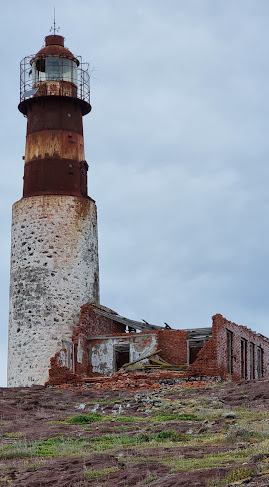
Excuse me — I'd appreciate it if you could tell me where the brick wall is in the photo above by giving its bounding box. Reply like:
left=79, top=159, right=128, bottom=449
left=187, top=314, right=269, bottom=380
left=47, top=308, right=269, bottom=385
left=157, top=330, right=188, bottom=365
left=77, top=304, right=125, bottom=336
left=186, top=335, right=218, bottom=377
left=46, top=349, right=80, bottom=386
left=213, top=314, right=269, bottom=381
left=72, top=304, right=126, bottom=377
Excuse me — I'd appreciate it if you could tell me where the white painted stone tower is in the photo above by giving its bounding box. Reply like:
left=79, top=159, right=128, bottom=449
left=8, top=33, right=99, bottom=386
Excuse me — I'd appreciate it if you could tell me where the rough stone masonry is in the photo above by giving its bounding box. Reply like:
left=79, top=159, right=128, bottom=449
left=8, top=34, right=99, bottom=386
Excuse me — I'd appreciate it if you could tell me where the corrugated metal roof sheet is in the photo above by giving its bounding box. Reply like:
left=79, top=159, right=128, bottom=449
left=94, top=307, right=212, bottom=335
left=186, top=328, right=212, bottom=339
left=94, top=308, right=161, bottom=331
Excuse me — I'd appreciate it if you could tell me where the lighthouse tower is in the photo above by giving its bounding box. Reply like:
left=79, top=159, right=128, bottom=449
left=8, top=34, right=99, bottom=386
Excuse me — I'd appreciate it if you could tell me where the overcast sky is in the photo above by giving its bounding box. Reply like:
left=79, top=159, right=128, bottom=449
left=1, top=0, right=269, bottom=386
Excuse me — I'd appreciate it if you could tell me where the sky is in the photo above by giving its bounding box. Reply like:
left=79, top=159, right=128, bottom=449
left=1, top=0, right=269, bottom=386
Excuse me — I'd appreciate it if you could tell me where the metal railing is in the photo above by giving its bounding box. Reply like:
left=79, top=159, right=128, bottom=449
left=20, top=55, right=90, bottom=105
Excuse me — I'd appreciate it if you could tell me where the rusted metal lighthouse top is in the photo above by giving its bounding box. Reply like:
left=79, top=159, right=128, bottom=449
left=19, top=34, right=91, bottom=116
left=33, top=35, right=79, bottom=64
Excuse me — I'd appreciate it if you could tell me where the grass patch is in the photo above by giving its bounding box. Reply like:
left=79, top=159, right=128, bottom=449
left=53, top=414, right=145, bottom=426
left=0, top=431, right=188, bottom=460
left=90, top=430, right=189, bottom=450
left=207, top=466, right=257, bottom=486
left=0, top=444, right=33, bottom=460
left=84, top=467, right=120, bottom=479
left=66, top=413, right=102, bottom=425
left=3, top=432, right=25, bottom=439
left=0, top=436, right=91, bottom=460
left=104, top=415, right=145, bottom=423
left=153, top=413, right=199, bottom=422
left=124, top=439, right=269, bottom=472
left=139, top=431, right=188, bottom=443
left=165, top=449, right=251, bottom=472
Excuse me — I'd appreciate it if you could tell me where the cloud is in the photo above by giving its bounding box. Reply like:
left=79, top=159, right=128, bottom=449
left=1, top=0, right=269, bottom=386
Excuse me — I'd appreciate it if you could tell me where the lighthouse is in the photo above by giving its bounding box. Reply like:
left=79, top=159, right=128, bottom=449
left=7, top=33, right=99, bottom=386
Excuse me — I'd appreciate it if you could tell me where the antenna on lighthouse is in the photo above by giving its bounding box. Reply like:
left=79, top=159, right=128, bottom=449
left=50, top=7, right=60, bottom=35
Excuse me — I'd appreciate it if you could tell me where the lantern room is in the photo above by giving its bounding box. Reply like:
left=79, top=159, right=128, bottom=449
left=19, top=34, right=91, bottom=115
left=31, top=35, right=78, bottom=87
left=31, top=55, right=78, bottom=85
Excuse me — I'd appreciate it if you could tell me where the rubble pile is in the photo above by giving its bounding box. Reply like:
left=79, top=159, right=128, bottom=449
left=54, top=370, right=217, bottom=391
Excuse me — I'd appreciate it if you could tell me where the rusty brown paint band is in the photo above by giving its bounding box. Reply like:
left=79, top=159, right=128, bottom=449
left=23, top=159, right=89, bottom=198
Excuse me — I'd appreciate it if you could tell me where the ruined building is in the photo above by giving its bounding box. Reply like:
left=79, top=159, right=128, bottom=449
left=8, top=34, right=269, bottom=387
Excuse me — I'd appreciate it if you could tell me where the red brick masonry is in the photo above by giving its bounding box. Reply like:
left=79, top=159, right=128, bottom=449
left=47, top=307, right=269, bottom=384
left=187, top=314, right=269, bottom=381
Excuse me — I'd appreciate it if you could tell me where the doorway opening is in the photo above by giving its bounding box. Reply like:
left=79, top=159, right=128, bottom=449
left=114, top=344, right=130, bottom=371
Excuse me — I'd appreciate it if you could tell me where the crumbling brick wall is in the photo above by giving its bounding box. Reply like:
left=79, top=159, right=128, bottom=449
left=157, top=330, right=188, bottom=365
left=47, top=303, right=126, bottom=384
left=47, top=307, right=269, bottom=386
left=46, top=349, right=80, bottom=386
left=187, top=314, right=269, bottom=380
left=186, top=335, right=218, bottom=377
left=79, top=304, right=125, bottom=336
left=213, top=314, right=269, bottom=381
left=72, top=304, right=126, bottom=377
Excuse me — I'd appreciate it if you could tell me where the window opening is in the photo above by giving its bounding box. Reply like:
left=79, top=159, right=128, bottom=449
left=257, top=346, right=263, bottom=379
left=227, top=330, right=233, bottom=374
left=250, top=342, right=255, bottom=380
left=241, top=338, right=247, bottom=379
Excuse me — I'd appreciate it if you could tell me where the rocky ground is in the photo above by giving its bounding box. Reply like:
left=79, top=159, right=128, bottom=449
left=0, top=376, right=268, bottom=486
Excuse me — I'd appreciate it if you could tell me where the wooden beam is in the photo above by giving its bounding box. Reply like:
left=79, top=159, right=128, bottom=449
left=122, top=349, right=162, bottom=368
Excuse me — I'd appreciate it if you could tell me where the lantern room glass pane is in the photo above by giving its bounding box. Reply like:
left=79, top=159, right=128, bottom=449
left=32, top=57, right=78, bottom=86
left=46, top=58, right=61, bottom=80
left=62, top=59, right=78, bottom=85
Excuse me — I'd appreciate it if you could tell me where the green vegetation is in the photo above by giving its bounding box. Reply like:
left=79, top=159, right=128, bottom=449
left=2, top=432, right=25, bottom=439
left=88, top=430, right=189, bottom=450
left=0, top=437, right=90, bottom=460
left=153, top=413, right=199, bottom=422
left=139, top=431, right=188, bottom=443
left=207, top=466, right=257, bottom=486
left=65, top=412, right=199, bottom=426
left=1, top=381, right=269, bottom=486
left=104, top=415, right=144, bottom=423
left=66, top=412, right=102, bottom=424
left=0, top=430, right=188, bottom=460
